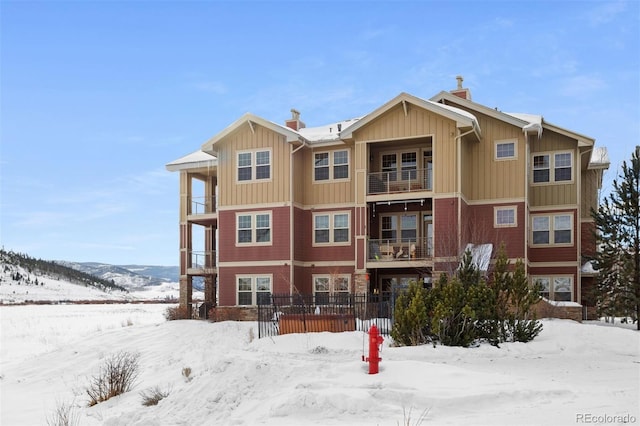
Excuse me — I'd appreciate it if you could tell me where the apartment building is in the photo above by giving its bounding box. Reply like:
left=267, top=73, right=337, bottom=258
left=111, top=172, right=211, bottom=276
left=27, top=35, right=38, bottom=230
left=166, top=78, right=609, bottom=319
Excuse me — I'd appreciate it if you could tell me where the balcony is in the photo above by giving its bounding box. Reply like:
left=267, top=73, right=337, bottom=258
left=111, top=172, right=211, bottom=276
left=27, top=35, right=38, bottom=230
left=187, top=195, right=217, bottom=225
left=187, top=250, right=217, bottom=275
left=367, top=168, right=433, bottom=196
left=367, top=237, right=433, bottom=267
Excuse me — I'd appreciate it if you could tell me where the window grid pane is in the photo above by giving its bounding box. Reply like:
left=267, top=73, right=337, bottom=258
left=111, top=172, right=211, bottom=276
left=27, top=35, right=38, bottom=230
left=315, top=215, right=330, bottom=243
left=497, top=142, right=515, bottom=158
left=497, top=209, right=515, bottom=225
left=315, top=153, right=329, bottom=181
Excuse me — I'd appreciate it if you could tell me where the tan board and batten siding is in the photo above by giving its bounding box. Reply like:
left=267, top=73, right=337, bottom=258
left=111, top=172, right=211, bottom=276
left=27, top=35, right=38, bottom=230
left=352, top=103, right=459, bottom=194
left=216, top=124, right=291, bottom=207
left=529, top=131, right=579, bottom=207
left=296, top=148, right=355, bottom=206
left=460, top=110, right=527, bottom=201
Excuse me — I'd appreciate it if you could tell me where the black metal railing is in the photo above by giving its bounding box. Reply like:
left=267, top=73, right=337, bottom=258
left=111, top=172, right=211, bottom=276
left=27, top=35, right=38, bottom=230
left=257, top=293, right=394, bottom=339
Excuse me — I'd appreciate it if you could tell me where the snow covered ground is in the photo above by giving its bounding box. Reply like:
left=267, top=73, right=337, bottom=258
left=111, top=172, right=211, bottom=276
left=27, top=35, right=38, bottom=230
left=0, top=271, right=202, bottom=304
left=1, top=304, right=638, bottom=426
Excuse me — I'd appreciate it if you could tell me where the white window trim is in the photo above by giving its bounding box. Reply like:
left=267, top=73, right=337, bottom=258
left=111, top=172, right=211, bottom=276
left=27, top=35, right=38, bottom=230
left=532, top=275, right=573, bottom=302
left=494, top=206, right=517, bottom=228
left=236, top=148, right=272, bottom=183
left=236, top=274, right=272, bottom=306
left=531, top=150, right=574, bottom=185
left=313, top=149, right=350, bottom=182
left=312, top=211, right=351, bottom=246
left=312, top=274, right=351, bottom=295
left=235, top=211, right=272, bottom=246
left=530, top=213, right=573, bottom=246
left=494, top=139, right=517, bottom=160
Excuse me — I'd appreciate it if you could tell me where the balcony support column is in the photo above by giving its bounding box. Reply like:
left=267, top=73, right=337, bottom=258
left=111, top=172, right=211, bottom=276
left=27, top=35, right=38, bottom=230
left=179, top=276, right=193, bottom=318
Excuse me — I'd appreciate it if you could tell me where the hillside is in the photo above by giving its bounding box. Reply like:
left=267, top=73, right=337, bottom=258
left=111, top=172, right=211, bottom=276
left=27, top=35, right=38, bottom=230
left=0, top=249, right=194, bottom=304
left=57, top=261, right=179, bottom=289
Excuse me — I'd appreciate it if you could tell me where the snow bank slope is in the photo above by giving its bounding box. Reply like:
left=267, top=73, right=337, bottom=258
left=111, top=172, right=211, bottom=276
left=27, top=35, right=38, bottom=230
left=0, top=305, right=638, bottom=426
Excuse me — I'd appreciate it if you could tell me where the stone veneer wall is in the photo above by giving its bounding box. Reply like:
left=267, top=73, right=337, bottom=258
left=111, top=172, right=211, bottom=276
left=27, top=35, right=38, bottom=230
left=209, top=306, right=258, bottom=322
left=532, top=299, right=583, bottom=322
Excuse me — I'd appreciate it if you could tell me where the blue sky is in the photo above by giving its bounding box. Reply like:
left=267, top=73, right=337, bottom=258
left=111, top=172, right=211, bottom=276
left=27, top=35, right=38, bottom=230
left=1, top=1, right=638, bottom=266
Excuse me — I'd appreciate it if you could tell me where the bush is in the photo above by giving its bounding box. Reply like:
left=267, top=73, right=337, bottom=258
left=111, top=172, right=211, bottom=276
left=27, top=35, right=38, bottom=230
left=86, top=351, right=140, bottom=406
left=391, top=247, right=543, bottom=347
left=46, top=401, right=79, bottom=426
left=164, top=305, right=195, bottom=321
left=140, top=385, right=172, bottom=406
left=391, top=280, right=429, bottom=346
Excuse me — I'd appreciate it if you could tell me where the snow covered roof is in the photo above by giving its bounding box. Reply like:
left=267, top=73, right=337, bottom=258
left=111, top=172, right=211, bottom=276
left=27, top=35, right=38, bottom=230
left=340, top=92, right=482, bottom=140
left=298, top=117, right=362, bottom=145
left=505, top=113, right=543, bottom=138
left=431, top=91, right=596, bottom=146
left=166, top=150, right=217, bottom=172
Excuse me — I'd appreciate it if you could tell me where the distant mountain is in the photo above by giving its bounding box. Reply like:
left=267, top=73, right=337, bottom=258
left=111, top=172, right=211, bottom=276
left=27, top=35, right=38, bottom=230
left=0, top=249, right=128, bottom=295
left=58, top=262, right=179, bottom=290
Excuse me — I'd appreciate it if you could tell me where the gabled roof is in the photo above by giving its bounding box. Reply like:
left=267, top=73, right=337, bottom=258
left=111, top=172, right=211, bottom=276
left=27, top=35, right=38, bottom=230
left=339, top=92, right=482, bottom=140
left=201, top=113, right=302, bottom=154
left=431, top=91, right=595, bottom=146
left=166, top=150, right=217, bottom=172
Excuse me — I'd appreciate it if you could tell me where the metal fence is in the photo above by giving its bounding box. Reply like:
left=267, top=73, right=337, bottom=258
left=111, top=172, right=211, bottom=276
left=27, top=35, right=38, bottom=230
left=257, top=293, right=395, bottom=339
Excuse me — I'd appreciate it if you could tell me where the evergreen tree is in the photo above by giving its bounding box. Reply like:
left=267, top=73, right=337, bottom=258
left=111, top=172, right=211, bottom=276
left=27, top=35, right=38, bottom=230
left=592, top=146, right=640, bottom=329
left=391, top=280, right=430, bottom=346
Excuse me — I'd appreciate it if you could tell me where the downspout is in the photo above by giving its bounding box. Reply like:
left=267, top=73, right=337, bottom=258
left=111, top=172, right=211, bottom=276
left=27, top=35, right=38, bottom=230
left=455, top=128, right=475, bottom=255
left=290, top=137, right=307, bottom=295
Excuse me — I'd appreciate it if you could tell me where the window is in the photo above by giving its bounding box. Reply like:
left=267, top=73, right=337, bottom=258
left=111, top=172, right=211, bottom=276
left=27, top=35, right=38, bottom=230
left=237, top=150, right=271, bottom=182
left=313, top=274, right=351, bottom=304
left=495, top=140, right=516, bottom=160
left=531, top=214, right=573, bottom=245
left=533, top=155, right=550, bottom=183
left=495, top=206, right=517, bottom=227
left=237, top=275, right=271, bottom=305
left=532, top=152, right=573, bottom=184
left=554, top=215, right=572, bottom=244
left=554, top=153, right=572, bottom=181
left=314, top=153, right=329, bottom=181
left=313, top=212, right=350, bottom=245
left=401, top=152, right=417, bottom=180
left=236, top=212, right=271, bottom=245
left=314, top=150, right=349, bottom=181
left=333, top=151, right=349, bottom=179
left=533, top=276, right=572, bottom=302
left=381, top=214, right=417, bottom=243
left=382, top=154, right=397, bottom=181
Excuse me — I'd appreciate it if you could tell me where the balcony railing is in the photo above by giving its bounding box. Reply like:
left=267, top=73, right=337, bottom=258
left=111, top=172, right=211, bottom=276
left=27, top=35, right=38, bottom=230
left=368, top=237, right=433, bottom=261
left=188, top=250, right=216, bottom=271
left=368, top=168, right=432, bottom=195
left=189, top=196, right=216, bottom=215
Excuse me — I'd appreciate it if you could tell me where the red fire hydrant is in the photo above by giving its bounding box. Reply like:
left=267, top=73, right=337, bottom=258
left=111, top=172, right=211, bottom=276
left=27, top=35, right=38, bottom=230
left=362, top=324, right=384, bottom=374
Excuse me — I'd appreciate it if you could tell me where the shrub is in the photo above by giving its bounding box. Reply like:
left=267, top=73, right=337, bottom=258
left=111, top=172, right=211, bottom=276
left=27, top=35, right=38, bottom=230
left=46, top=401, right=79, bottom=426
left=182, top=367, right=192, bottom=382
left=391, top=247, right=543, bottom=347
left=140, top=385, right=172, bottom=406
left=86, top=351, right=140, bottom=406
left=164, top=305, right=193, bottom=321
left=391, top=280, right=429, bottom=346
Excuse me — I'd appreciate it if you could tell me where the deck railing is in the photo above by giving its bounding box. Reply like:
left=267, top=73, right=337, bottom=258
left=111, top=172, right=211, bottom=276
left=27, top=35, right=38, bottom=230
left=367, top=167, right=432, bottom=195
left=189, top=195, right=216, bottom=215
left=368, top=237, right=433, bottom=261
